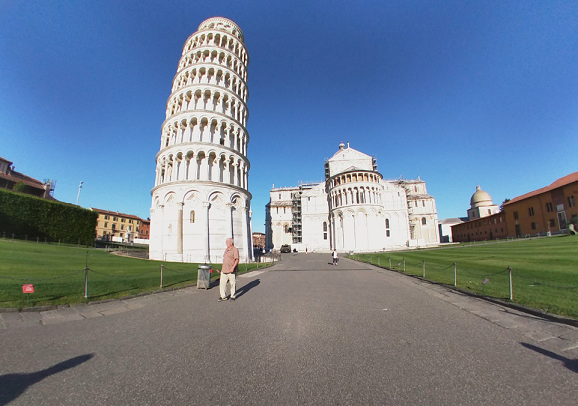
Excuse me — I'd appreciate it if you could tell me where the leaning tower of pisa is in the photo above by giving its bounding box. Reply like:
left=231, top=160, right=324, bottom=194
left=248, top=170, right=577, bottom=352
left=149, top=17, right=253, bottom=263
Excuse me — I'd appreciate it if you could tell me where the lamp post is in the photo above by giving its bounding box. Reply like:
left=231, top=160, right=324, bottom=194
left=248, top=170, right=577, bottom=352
left=76, top=181, right=83, bottom=205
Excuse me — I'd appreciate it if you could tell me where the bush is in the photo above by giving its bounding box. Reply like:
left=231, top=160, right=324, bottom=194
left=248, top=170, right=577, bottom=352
left=0, top=189, right=97, bottom=245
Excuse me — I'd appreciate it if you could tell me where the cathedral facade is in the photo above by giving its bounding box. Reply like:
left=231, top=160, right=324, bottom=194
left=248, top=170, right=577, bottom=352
left=265, top=143, right=439, bottom=252
left=150, top=17, right=253, bottom=263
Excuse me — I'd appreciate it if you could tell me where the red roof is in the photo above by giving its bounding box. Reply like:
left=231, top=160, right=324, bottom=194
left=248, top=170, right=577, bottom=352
left=505, top=171, right=578, bottom=205
left=90, top=208, right=146, bottom=222
left=0, top=171, right=45, bottom=189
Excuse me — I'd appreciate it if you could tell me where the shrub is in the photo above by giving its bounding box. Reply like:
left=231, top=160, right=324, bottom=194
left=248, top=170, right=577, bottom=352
left=0, top=189, right=97, bottom=244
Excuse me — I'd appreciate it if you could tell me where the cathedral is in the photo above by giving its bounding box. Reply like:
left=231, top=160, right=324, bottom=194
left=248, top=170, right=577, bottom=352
left=265, top=143, right=439, bottom=252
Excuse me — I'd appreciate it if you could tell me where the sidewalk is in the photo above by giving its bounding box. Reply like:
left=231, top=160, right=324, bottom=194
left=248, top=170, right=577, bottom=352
left=371, top=264, right=578, bottom=359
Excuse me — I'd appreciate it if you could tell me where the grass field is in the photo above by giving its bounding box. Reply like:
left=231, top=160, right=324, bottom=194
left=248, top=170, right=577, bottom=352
left=0, top=239, right=273, bottom=308
left=351, top=235, right=578, bottom=319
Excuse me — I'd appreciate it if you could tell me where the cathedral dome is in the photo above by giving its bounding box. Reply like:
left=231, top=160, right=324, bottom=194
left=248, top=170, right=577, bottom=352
left=470, top=186, right=493, bottom=208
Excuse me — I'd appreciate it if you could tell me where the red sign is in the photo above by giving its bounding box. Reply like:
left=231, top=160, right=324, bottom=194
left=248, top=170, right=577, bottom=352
left=22, top=284, right=34, bottom=294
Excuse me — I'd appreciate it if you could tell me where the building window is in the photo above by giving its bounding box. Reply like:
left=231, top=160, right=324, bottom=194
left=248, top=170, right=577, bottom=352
left=415, top=201, right=418, bottom=207
left=279, top=193, right=281, bottom=199
left=121, top=225, right=124, bottom=230
left=104, top=215, right=109, bottom=220
left=284, top=207, right=286, bottom=214
left=549, top=219, right=555, bottom=227
left=386, top=219, right=390, bottom=228
left=104, top=222, right=108, bottom=227
left=514, top=211, right=519, bottom=220
left=529, top=207, right=535, bottom=216
left=121, top=218, right=126, bottom=223
left=190, top=210, right=195, bottom=223
left=323, top=233, right=327, bottom=240
left=531, top=222, right=537, bottom=230
left=569, top=196, right=576, bottom=207
left=422, top=200, right=425, bottom=207
left=386, top=230, right=390, bottom=237
left=112, top=224, right=116, bottom=230
left=113, top=217, right=118, bottom=221
left=499, top=217, right=503, bottom=223
left=129, top=219, right=133, bottom=224
left=323, top=222, right=327, bottom=232
left=276, top=208, right=278, bottom=214
left=546, top=202, right=553, bottom=212
left=422, top=217, right=427, bottom=225
left=488, top=209, right=491, bottom=215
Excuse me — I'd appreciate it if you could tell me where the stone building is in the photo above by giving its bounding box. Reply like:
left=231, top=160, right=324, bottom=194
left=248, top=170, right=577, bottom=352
left=450, top=186, right=508, bottom=242
left=91, top=208, right=148, bottom=242
left=265, top=143, right=439, bottom=252
left=0, top=156, right=55, bottom=199
left=467, top=186, right=500, bottom=221
left=149, top=17, right=253, bottom=263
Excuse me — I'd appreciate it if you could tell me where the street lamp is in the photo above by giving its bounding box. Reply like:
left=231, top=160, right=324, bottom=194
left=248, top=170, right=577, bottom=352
left=76, top=181, right=83, bottom=205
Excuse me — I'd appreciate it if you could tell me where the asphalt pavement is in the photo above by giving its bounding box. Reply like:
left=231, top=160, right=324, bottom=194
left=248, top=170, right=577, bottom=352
left=1, top=253, right=577, bottom=405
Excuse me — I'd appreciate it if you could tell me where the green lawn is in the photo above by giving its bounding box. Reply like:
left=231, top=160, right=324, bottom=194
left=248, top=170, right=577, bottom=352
left=351, top=235, right=578, bottom=319
left=0, top=239, right=273, bottom=308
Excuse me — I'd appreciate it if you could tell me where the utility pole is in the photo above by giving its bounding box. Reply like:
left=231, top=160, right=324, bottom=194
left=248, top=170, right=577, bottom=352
left=76, top=181, right=83, bottom=205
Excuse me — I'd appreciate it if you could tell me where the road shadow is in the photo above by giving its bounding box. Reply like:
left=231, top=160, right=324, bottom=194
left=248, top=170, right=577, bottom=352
left=235, top=279, right=260, bottom=299
left=0, top=354, right=94, bottom=406
left=520, top=342, right=578, bottom=373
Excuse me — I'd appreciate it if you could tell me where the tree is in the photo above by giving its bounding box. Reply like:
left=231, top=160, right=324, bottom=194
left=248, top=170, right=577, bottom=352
left=500, top=198, right=510, bottom=212
left=12, top=181, right=33, bottom=194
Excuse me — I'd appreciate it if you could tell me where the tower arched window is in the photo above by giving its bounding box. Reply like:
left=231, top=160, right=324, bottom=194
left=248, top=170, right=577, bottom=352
left=422, top=217, right=427, bottom=225
left=190, top=210, right=195, bottom=223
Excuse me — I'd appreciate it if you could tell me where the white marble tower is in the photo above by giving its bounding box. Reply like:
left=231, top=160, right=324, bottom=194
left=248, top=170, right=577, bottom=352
left=150, top=17, right=253, bottom=263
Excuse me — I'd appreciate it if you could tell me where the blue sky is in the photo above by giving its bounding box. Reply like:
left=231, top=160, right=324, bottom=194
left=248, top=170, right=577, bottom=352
left=1, top=0, right=577, bottom=232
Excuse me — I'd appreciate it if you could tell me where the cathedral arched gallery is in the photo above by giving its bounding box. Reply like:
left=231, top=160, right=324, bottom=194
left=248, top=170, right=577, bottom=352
left=265, top=143, right=440, bottom=253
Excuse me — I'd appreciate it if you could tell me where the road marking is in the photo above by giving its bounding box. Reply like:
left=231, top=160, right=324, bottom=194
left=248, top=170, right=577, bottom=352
left=239, top=271, right=265, bottom=278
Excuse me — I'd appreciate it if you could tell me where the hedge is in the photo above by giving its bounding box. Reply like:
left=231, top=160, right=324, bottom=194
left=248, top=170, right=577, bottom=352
left=0, top=189, right=98, bottom=245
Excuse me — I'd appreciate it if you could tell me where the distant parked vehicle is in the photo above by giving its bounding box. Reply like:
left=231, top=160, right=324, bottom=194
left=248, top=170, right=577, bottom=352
left=280, top=244, right=291, bottom=253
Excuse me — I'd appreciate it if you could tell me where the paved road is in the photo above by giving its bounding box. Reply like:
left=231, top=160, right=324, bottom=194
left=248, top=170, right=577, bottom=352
left=1, top=253, right=577, bottom=405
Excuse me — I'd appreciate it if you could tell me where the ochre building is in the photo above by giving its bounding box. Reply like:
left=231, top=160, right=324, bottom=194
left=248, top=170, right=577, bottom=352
left=502, top=171, right=578, bottom=236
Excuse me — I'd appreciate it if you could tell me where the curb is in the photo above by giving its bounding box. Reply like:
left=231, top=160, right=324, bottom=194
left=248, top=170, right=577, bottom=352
left=0, top=268, right=274, bottom=314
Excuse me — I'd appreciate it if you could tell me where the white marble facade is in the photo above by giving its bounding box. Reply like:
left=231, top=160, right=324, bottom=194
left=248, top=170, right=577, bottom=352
left=150, top=17, right=253, bottom=263
left=265, top=143, right=439, bottom=252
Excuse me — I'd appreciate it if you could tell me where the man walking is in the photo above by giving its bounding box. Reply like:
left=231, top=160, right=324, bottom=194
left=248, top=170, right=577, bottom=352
left=332, top=249, right=338, bottom=266
left=218, top=238, right=239, bottom=301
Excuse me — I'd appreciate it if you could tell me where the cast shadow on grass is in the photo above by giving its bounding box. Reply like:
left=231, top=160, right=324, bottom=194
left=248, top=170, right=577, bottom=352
left=0, top=354, right=94, bottom=406
left=520, top=342, right=578, bottom=373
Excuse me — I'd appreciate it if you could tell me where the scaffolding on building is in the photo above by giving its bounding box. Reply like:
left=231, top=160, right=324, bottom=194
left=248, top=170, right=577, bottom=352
left=291, top=191, right=302, bottom=243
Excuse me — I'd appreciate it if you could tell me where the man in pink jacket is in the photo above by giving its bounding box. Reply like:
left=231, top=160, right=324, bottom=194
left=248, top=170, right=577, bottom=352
left=218, top=238, right=239, bottom=301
